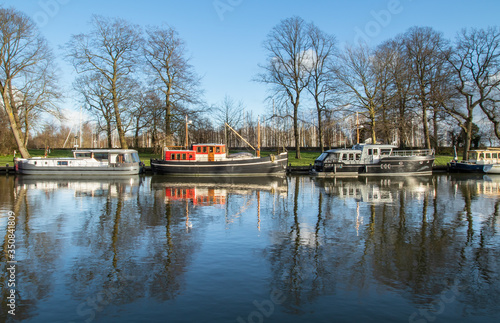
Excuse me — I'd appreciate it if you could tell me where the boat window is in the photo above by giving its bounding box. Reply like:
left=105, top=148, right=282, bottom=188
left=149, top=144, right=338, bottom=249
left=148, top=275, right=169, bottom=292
left=373, top=149, right=379, bottom=155
left=131, top=152, right=140, bottom=163
left=316, top=153, right=329, bottom=161
left=342, top=154, right=348, bottom=161
left=479, top=153, right=485, bottom=159
left=381, top=149, right=391, bottom=156
left=171, top=154, right=176, bottom=160
left=216, top=147, right=220, bottom=153
left=197, top=147, right=202, bottom=153
left=75, top=152, right=91, bottom=158
left=57, top=161, right=68, bottom=166
left=355, top=153, right=361, bottom=161
left=493, top=153, right=498, bottom=159
left=94, top=153, right=109, bottom=161
left=209, top=147, right=214, bottom=153
left=486, top=153, right=491, bottom=159
left=349, top=154, right=354, bottom=160
left=182, top=154, right=187, bottom=160
left=176, top=154, right=181, bottom=160
left=203, top=147, right=207, bottom=153
left=368, top=149, right=372, bottom=156
left=123, top=153, right=132, bottom=163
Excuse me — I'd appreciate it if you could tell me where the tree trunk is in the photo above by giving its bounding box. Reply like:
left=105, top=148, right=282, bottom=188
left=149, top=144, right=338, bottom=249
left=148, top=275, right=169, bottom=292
left=370, top=106, right=377, bottom=144
left=113, top=97, right=128, bottom=149
left=293, top=101, right=301, bottom=159
left=422, top=106, right=431, bottom=149
left=106, top=124, right=112, bottom=148
left=2, top=94, right=30, bottom=158
left=165, top=102, right=172, bottom=146
left=462, top=119, right=473, bottom=161
left=432, top=107, right=438, bottom=151
left=316, top=102, right=324, bottom=151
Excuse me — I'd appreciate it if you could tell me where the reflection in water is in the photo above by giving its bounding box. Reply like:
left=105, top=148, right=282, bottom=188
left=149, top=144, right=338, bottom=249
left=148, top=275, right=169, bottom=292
left=0, top=174, right=499, bottom=322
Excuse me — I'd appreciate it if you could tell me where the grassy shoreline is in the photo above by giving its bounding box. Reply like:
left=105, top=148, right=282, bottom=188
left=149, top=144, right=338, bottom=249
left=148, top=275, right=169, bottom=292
left=0, top=149, right=453, bottom=167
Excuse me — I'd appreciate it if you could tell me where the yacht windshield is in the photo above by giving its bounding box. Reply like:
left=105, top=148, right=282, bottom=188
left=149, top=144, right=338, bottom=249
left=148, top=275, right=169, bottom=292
left=316, top=153, right=329, bottom=161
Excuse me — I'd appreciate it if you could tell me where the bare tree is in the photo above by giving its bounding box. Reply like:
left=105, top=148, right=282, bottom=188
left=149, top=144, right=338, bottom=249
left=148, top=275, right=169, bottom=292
left=0, top=7, right=59, bottom=158
left=74, top=73, right=115, bottom=147
left=334, top=43, right=383, bottom=144
left=445, top=27, right=500, bottom=159
left=65, top=15, right=142, bottom=149
left=257, top=16, right=311, bottom=159
left=306, top=23, right=337, bottom=151
left=213, top=95, right=245, bottom=147
left=403, top=26, right=450, bottom=150
left=378, top=38, right=414, bottom=147
left=143, top=24, right=202, bottom=146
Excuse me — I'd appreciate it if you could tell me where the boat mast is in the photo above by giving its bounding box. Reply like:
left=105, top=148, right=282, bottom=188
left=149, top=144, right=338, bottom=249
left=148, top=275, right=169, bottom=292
left=225, top=123, right=256, bottom=153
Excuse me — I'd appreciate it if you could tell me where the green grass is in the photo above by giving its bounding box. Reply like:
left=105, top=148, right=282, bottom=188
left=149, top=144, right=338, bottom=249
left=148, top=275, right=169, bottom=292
left=0, top=149, right=455, bottom=168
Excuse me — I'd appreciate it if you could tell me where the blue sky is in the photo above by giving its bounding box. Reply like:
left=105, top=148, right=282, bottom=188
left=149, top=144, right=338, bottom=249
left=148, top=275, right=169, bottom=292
left=3, top=0, right=500, bottom=125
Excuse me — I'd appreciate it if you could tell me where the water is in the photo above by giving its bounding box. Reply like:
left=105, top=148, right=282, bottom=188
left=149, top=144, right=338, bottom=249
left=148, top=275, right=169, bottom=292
left=1, top=174, right=499, bottom=323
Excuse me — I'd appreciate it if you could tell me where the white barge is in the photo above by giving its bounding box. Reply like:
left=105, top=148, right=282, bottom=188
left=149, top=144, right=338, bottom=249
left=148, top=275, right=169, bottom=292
left=14, top=149, right=143, bottom=175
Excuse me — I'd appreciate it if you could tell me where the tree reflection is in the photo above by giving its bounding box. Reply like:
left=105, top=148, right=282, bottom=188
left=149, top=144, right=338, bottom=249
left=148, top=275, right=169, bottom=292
left=264, top=175, right=500, bottom=316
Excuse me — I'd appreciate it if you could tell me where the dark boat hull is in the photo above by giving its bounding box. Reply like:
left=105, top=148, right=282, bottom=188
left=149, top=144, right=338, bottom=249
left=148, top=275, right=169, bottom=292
left=312, top=156, right=434, bottom=176
left=447, top=161, right=485, bottom=173
left=150, top=153, right=288, bottom=176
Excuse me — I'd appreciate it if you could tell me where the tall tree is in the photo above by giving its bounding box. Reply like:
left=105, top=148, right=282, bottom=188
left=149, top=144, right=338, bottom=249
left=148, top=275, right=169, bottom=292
left=213, top=95, right=245, bottom=147
left=445, top=27, right=500, bottom=159
left=257, top=16, right=311, bottom=159
left=334, top=43, right=383, bottom=144
left=306, top=23, right=337, bottom=151
left=0, top=7, right=58, bottom=158
left=74, top=73, right=115, bottom=147
left=143, top=24, right=202, bottom=146
left=66, top=15, right=142, bottom=149
left=403, top=26, right=449, bottom=150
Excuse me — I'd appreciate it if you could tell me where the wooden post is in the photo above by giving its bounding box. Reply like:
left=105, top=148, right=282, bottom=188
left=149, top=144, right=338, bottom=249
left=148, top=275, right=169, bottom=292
left=257, top=117, right=261, bottom=157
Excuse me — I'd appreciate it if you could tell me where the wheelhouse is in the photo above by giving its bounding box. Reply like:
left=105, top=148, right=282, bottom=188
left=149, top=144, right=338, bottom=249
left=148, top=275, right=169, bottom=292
left=163, top=144, right=227, bottom=162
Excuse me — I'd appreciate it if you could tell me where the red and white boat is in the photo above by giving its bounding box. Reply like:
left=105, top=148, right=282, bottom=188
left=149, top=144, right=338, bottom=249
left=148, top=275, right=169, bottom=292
left=150, top=143, right=288, bottom=176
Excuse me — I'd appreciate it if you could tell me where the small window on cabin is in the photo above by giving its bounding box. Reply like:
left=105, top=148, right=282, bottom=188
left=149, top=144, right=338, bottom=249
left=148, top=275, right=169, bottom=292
left=342, top=154, right=348, bottom=161
left=209, top=147, right=214, bottom=153
left=57, top=161, right=68, bottom=166
left=355, top=154, right=361, bottom=161
left=171, top=154, right=176, bottom=160
left=493, top=153, right=498, bottom=159
left=349, top=154, right=354, bottom=160
left=34, top=161, right=37, bottom=165
left=176, top=154, right=181, bottom=160
left=197, top=147, right=202, bottom=153
left=374, top=149, right=379, bottom=155
left=216, top=147, right=220, bottom=153
left=182, top=154, right=187, bottom=160
left=486, top=153, right=491, bottom=159
left=203, top=147, right=207, bottom=153
left=381, top=149, right=391, bottom=156
left=368, top=149, right=373, bottom=156
left=479, top=153, right=485, bottom=159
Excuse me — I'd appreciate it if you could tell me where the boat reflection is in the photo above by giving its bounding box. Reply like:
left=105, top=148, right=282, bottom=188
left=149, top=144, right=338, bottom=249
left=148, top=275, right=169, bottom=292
left=151, top=176, right=289, bottom=206
left=313, top=176, right=433, bottom=204
left=14, top=175, right=142, bottom=199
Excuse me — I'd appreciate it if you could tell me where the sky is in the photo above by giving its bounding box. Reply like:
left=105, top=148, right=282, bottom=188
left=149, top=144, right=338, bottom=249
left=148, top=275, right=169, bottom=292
left=2, top=0, right=500, bottom=127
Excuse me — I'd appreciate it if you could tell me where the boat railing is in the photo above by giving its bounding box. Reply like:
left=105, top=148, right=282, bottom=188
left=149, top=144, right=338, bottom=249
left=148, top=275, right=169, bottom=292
left=391, top=149, right=434, bottom=157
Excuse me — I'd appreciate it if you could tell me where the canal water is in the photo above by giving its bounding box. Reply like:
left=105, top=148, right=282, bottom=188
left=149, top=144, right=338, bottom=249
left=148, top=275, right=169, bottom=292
left=0, top=174, right=499, bottom=323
